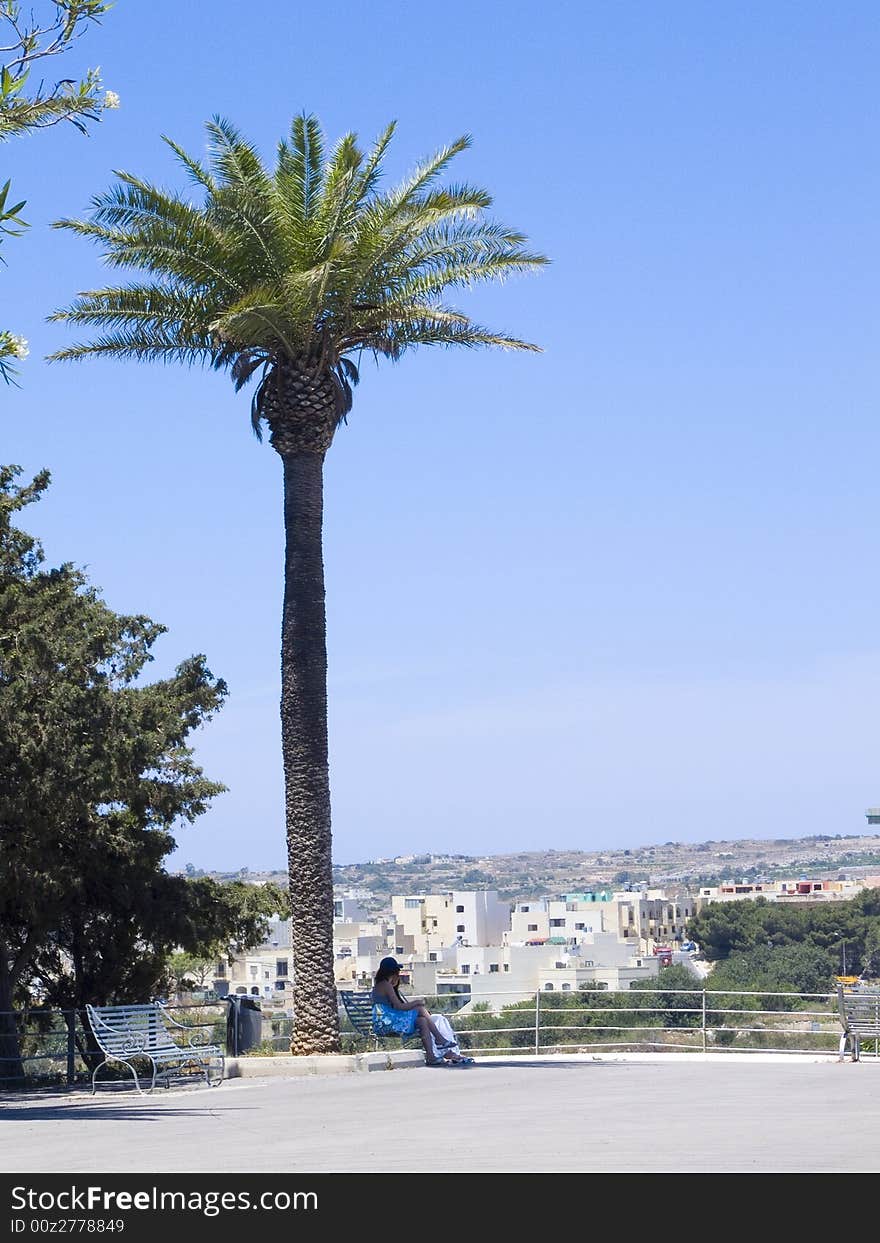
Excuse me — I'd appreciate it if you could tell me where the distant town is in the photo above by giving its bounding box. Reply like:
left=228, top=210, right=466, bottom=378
left=177, top=827, right=880, bottom=1013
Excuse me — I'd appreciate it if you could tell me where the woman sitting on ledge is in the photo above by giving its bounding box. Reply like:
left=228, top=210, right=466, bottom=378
left=370, top=957, right=473, bottom=1067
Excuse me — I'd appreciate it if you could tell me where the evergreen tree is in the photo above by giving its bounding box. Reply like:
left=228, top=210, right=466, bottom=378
left=0, top=465, right=234, bottom=1080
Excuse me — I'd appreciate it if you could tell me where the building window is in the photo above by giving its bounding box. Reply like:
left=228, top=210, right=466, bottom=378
left=216, top=962, right=226, bottom=978
left=550, top=919, right=565, bottom=927
left=456, top=905, right=465, bottom=913
left=461, top=965, right=470, bottom=975
left=575, top=923, right=585, bottom=930
left=555, top=961, right=566, bottom=969
left=489, top=964, right=499, bottom=973
left=544, top=982, right=554, bottom=991
left=249, top=965, right=258, bottom=979
left=276, top=959, right=288, bottom=978
left=503, top=964, right=510, bottom=972
left=527, top=924, right=538, bottom=932
left=562, top=983, right=571, bottom=991
left=429, top=952, right=437, bottom=962
left=457, top=925, right=465, bottom=933
left=520, top=905, right=530, bottom=913
left=405, top=898, right=420, bottom=909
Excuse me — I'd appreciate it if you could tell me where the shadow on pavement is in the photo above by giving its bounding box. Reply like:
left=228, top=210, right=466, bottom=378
left=445, top=1058, right=613, bottom=1070
left=0, top=1101, right=237, bottom=1121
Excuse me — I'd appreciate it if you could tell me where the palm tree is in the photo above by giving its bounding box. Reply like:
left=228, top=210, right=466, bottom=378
left=49, top=114, right=548, bottom=1054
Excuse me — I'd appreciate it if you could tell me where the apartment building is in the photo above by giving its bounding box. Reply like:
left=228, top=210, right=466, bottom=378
left=509, top=893, right=608, bottom=944
left=391, top=893, right=454, bottom=957
left=392, top=889, right=511, bottom=953
left=604, top=890, right=695, bottom=948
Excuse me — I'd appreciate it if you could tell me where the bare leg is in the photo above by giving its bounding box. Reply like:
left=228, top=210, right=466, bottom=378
left=415, top=1007, right=452, bottom=1046
left=416, top=1015, right=440, bottom=1060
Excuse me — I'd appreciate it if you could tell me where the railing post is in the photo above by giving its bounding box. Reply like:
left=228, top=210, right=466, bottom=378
left=534, top=989, right=540, bottom=1055
left=702, top=989, right=707, bottom=1053
left=64, top=1010, right=76, bottom=1086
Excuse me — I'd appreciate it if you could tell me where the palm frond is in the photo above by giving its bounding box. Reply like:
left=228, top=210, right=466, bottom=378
left=275, top=113, right=325, bottom=229
left=161, top=135, right=219, bottom=193
left=47, top=284, right=209, bottom=334
left=353, top=121, right=397, bottom=206
left=205, top=116, right=272, bottom=193
left=47, top=327, right=215, bottom=366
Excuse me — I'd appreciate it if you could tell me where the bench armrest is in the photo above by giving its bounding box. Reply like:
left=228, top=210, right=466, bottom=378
left=158, top=1005, right=215, bottom=1047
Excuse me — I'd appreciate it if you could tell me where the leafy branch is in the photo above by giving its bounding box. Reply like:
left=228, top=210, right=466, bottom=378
left=0, top=1, right=117, bottom=382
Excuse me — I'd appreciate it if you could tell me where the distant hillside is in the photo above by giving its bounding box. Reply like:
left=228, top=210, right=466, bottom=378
left=193, top=831, right=880, bottom=911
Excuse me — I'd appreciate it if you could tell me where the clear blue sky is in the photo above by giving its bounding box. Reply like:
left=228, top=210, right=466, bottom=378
left=5, top=1, right=880, bottom=870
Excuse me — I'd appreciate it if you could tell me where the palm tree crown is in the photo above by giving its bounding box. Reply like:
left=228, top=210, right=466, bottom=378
left=50, top=115, right=548, bottom=447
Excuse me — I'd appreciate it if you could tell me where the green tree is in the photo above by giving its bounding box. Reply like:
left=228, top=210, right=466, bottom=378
left=707, top=943, right=834, bottom=1001
left=688, top=897, right=772, bottom=960
left=0, top=465, right=228, bottom=1079
left=0, top=0, right=116, bottom=380
left=689, top=892, right=880, bottom=977
left=49, top=114, right=547, bottom=1054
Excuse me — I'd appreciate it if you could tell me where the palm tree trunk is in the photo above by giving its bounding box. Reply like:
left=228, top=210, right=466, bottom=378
left=280, top=450, right=341, bottom=1054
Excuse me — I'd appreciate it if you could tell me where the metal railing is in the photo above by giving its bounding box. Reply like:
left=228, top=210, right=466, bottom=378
left=337, top=986, right=861, bottom=1058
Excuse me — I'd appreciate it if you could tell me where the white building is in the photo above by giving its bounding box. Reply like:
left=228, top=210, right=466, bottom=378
left=391, top=889, right=511, bottom=954
left=509, top=893, right=608, bottom=945
left=428, top=934, right=661, bottom=1010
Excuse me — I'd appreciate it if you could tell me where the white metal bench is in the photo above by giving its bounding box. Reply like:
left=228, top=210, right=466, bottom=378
left=85, top=1002, right=225, bottom=1094
left=837, top=985, right=880, bottom=1062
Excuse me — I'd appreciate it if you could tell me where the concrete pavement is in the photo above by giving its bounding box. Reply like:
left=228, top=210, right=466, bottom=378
left=3, top=1053, right=879, bottom=1174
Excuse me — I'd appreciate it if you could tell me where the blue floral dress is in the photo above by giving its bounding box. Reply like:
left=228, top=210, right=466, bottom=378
left=371, top=999, right=419, bottom=1037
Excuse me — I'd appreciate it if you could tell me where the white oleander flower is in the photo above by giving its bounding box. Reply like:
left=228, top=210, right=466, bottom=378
left=103, top=90, right=121, bottom=110
left=9, top=335, right=28, bottom=359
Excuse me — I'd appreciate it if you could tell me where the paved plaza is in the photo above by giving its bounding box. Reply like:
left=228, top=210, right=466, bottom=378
left=4, top=1053, right=880, bottom=1174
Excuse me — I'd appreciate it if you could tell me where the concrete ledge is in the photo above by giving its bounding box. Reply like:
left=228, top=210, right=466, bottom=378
left=225, top=1049, right=425, bottom=1078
